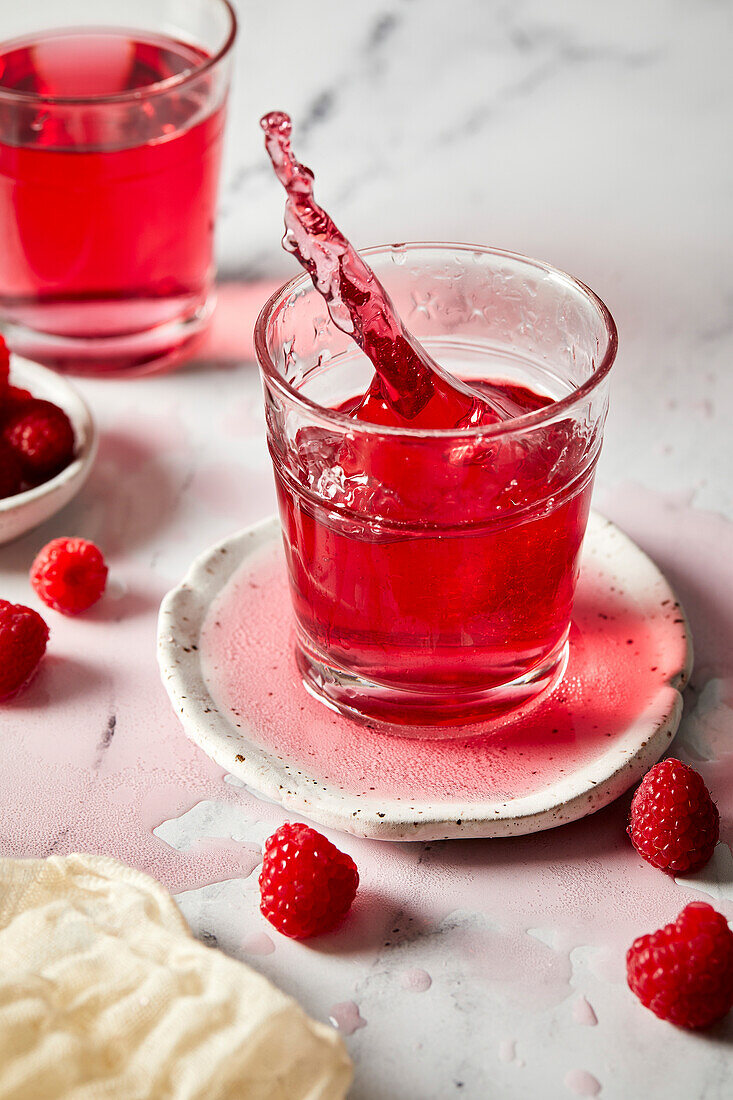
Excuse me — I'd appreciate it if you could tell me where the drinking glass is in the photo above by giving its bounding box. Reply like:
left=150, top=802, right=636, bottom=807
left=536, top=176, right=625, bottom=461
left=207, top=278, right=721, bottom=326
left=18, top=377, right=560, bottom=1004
left=0, top=0, right=236, bottom=375
left=256, top=243, right=617, bottom=728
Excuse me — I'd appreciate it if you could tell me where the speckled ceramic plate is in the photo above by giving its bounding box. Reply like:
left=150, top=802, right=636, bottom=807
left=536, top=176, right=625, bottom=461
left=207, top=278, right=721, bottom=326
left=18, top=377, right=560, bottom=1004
left=157, top=513, right=692, bottom=841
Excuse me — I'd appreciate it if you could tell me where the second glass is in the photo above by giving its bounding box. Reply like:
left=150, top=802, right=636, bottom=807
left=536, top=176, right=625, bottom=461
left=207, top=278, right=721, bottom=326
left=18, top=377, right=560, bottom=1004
left=0, top=0, right=236, bottom=375
left=257, top=244, right=617, bottom=729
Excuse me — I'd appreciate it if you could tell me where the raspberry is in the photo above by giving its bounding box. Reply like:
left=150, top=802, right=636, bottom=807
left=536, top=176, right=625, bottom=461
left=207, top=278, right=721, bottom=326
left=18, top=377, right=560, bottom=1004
left=628, top=758, right=719, bottom=874
left=0, top=440, right=24, bottom=499
left=0, top=600, right=49, bottom=700
left=0, top=386, right=33, bottom=421
left=627, top=902, right=733, bottom=1029
left=30, top=537, right=108, bottom=615
left=2, top=399, right=75, bottom=481
left=259, top=822, right=359, bottom=939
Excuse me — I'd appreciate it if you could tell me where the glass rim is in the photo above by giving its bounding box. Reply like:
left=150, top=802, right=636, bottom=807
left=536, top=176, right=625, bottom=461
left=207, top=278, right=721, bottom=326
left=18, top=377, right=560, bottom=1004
left=255, top=241, right=619, bottom=441
left=0, top=0, right=237, bottom=106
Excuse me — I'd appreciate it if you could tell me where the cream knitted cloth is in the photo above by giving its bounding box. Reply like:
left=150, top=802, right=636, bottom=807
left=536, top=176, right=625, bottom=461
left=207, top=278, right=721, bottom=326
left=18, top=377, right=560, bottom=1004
left=0, top=854, right=352, bottom=1099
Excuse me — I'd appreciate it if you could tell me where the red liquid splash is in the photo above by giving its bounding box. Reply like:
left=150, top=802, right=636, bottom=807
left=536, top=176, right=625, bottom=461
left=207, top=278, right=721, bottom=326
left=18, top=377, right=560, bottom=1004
left=260, top=110, right=518, bottom=428
left=0, top=31, right=225, bottom=366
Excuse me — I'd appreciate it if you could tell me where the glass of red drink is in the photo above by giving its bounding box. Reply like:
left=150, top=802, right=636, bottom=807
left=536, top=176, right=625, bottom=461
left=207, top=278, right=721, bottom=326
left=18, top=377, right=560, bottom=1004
left=256, top=243, right=617, bottom=729
left=0, top=0, right=236, bottom=376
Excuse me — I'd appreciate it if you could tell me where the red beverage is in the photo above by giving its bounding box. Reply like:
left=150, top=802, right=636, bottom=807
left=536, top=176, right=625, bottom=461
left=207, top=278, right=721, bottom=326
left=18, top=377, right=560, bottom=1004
left=273, top=370, right=594, bottom=726
left=258, top=119, right=616, bottom=727
left=0, top=27, right=230, bottom=373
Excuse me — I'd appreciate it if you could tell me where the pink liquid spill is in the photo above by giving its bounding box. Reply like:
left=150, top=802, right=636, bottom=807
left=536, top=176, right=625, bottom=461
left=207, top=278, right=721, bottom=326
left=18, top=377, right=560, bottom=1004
left=564, top=1069, right=602, bottom=1097
left=400, top=967, right=432, bottom=993
left=261, top=110, right=515, bottom=429
left=0, top=30, right=225, bottom=370
left=572, top=995, right=598, bottom=1026
left=242, top=932, right=276, bottom=957
left=0, top=571, right=253, bottom=895
left=177, top=836, right=262, bottom=887
left=328, top=1000, right=367, bottom=1035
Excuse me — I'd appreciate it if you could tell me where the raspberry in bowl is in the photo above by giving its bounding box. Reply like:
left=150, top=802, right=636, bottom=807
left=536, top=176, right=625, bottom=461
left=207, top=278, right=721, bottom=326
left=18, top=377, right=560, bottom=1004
left=0, top=357, right=97, bottom=544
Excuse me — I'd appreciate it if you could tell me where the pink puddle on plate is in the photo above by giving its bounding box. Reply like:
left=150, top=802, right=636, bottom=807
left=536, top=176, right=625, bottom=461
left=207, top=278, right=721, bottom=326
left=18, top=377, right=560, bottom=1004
left=157, top=513, right=691, bottom=841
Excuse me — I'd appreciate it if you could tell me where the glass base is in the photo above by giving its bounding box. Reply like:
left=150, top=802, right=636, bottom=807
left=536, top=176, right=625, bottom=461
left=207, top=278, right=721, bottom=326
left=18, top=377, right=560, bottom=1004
left=2, top=293, right=216, bottom=378
left=295, top=631, right=570, bottom=737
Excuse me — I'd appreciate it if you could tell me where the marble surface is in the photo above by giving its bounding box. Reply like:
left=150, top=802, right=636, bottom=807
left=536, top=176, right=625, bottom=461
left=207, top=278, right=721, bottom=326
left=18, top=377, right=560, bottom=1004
left=1, top=1, right=733, bottom=1097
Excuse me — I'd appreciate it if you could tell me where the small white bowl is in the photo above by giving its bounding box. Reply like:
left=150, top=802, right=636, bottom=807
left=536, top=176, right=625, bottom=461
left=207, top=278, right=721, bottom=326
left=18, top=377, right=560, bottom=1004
left=0, top=358, right=97, bottom=545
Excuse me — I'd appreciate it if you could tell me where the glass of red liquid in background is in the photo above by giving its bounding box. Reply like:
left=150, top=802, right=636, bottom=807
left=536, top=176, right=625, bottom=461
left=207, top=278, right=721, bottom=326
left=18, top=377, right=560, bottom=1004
left=256, top=244, right=617, bottom=729
left=0, top=0, right=236, bottom=376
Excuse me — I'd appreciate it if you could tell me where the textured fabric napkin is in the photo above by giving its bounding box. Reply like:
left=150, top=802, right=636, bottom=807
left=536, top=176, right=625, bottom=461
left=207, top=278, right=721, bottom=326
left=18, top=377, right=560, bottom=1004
left=0, top=853, right=352, bottom=1099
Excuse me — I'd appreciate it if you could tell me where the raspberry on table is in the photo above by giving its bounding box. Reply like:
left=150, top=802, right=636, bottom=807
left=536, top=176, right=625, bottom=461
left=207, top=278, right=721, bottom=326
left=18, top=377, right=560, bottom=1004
left=30, top=537, right=108, bottom=615
left=2, top=398, right=75, bottom=481
left=627, top=902, right=733, bottom=1029
left=0, top=440, right=24, bottom=499
left=259, top=822, right=359, bottom=939
left=0, top=600, right=49, bottom=700
left=628, top=757, right=719, bottom=875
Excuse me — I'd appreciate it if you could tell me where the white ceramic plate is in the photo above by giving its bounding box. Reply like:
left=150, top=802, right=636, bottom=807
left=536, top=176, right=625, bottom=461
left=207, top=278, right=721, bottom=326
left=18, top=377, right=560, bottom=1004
left=158, top=514, right=692, bottom=841
left=0, top=358, right=97, bottom=545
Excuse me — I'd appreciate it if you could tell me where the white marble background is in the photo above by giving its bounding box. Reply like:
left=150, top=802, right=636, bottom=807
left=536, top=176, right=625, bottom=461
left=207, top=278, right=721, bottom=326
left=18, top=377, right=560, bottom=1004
left=2, top=1, right=733, bottom=1097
